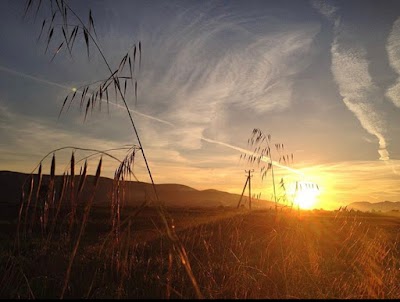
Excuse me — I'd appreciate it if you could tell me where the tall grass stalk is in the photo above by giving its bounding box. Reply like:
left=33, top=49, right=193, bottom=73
left=241, top=128, right=296, bottom=212
left=19, top=0, right=202, bottom=297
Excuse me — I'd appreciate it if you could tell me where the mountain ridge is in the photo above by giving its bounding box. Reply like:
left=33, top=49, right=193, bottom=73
left=0, top=170, right=274, bottom=209
left=347, top=201, right=400, bottom=212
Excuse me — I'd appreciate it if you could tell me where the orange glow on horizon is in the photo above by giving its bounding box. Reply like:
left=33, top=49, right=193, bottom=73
left=286, top=180, right=321, bottom=210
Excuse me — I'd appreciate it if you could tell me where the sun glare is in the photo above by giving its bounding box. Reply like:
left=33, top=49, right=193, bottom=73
left=287, top=181, right=320, bottom=210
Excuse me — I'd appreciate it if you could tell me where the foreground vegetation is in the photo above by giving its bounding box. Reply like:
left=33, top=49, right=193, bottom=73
left=3, top=1, right=398, bottom=299
left=1, top=206, right=399, bottom=299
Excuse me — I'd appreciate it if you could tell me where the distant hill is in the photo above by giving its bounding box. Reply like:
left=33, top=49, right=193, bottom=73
left=0, top=171, right=275, bottom=209
left=347, top=201, right=400, bottom=212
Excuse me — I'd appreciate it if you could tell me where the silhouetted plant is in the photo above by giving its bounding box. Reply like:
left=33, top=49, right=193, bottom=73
left=13, top=0, right=202, bottom=298
left=240, top=128, right=295, bottom=212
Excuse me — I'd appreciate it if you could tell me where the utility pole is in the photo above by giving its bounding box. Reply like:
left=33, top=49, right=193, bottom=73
left=248, top=170, right=252, bottom=210
left=237, top=170, right=254, bottom=209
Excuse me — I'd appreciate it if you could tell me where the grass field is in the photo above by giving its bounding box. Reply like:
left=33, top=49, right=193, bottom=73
left=3, top=1, right=399, bottom=299
left=1, top=205, right=400, bottom=299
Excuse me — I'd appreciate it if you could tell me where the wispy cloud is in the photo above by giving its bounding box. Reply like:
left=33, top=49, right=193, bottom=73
left=131, top=6, right=320, bottom=150
left=0, top=65, right=303, bottom=180
left=312, top=0, right=390, bottom=161
left=0, top=101, right=129, bottom=174
left=386, top=17, right=400, bottom=107
left=331, top=39, right=389, bottom=160
left=0, top=100, right=265, bottom=192
left=310, top=0, right=338, bottom=21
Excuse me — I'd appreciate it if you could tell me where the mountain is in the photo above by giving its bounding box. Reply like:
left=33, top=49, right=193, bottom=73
left=0, top=171, right=275, bottom=209
left=347, top=201, right=400, bottom=212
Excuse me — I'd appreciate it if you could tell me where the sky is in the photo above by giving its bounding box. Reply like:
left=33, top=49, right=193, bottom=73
left=1, top=0, right=400, bottom=210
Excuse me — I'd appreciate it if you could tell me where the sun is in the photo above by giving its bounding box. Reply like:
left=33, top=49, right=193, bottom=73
left=287, top=181, right=320, bottom=210
left=294, top=187, right=318, bottom=209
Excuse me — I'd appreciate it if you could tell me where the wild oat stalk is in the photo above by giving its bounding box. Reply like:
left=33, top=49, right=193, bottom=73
left=14, top=146, right=140, bottom=300
left=22, top=0, right=202, bottom=298
left=16, top=146, right=130, bottom=246
left=60, top=156, right=102, bottom=298
left=240, top=128, right=295, bottom=212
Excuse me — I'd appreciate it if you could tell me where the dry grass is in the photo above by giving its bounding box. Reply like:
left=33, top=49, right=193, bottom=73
left=159, top=208, right=399, bottom=299
left=5, top=1, right=398, bottom=299
left=2, top=207, right=400, bottom=298
left=19, top=0, right=201, bottom=297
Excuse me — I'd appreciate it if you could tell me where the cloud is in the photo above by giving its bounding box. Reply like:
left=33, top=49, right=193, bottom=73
left=312, top=1, right=390, bottom=161
left=0, top=101, right=137, bottom=176
left=0, top=100, right=266, bottom=191
left=0, top=64, right=302, bottom=181
left=129, top=6, right=320, bottom=150
left=310, top=0, right=338, bottom=21
left=386, top=17, right=400, bottom=107
left=331, top=40, right=389, bottom=160
left=17, top=2, right=320, bottom=159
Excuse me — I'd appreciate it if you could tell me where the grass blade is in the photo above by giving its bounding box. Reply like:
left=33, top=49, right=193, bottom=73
left=83, top=28, right=89, bottom=59
left=77, top=160, right=87, bottom=195
left=34, top=0, right=42, bottom=22
left=84, top=98, right=90, bottom=122
left=105, top=87, right=109, bottom=114
left=45, top=27, right=54, bottom=54
left=94, top=157, right=102, bottom=186
left=50, top=42, right=64, bottom=62
left=128, top=56, right=133, bottom=84
left=58, top=94, right=68, bottom=119
left=139, top=41, right=141, bottom=72
left=135, top=81, right=137, bottom=107
left=89, top=9, right=98, bottom=39
left=118, top=54, right=128, bottom=73
left=133, top=44, right=136, bottom=73
left=37, top=19, right=46, bottom=41
left=23, top=175, right=34, bottom=235
left=50, top=153, right=55, bottom=181
left=71, top=152, right=75, bottom=180
left=70, top=89, right=77, bottom=103
left=69, top=26, right=79, bottom=52
left=62, top=27, right=72, bottom=57
left=81, top=87, right=88, bottom=109
left=23, top=0, right=33, bottom=19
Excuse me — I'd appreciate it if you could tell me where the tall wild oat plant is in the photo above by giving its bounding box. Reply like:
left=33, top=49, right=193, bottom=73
left=12, top=0, right=202, bottom=298
left=240, top=128, right=296, bottom=211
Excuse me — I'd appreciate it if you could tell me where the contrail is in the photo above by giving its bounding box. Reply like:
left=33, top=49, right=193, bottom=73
left=0, top=65, right=67, bottom=89
left=0, top=65, right=304, bottom=175
left=0, top=64, right=173, bottom=126
left=101, top=100, right=174, bottom=127
left=200, top=136, right=304, bottom=176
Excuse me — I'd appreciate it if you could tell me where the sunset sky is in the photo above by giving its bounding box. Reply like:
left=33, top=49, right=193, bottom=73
left=1, top=0, right=400, bottom=210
